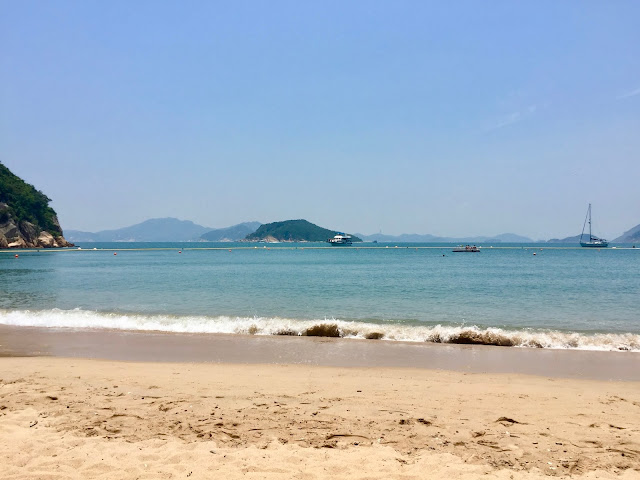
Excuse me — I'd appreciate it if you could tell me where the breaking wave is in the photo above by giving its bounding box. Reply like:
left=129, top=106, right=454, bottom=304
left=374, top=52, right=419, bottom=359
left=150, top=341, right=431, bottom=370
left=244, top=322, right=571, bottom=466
left=1, top=309, right=639, bottom=352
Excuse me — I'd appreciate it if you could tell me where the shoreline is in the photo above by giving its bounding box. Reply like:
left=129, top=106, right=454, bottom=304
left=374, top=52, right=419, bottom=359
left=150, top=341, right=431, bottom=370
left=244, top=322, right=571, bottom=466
left=3, top=308, right=639, bottom=353
left=1, top=324, right=639, bottom=381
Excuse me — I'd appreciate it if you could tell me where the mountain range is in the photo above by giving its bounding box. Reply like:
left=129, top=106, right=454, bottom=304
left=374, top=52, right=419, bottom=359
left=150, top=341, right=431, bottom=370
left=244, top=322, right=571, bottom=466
left=65, top=218, right=214, bottom=242
left=66, top=218, right=262, bottom=243
left=356, top=232, right=535, bottom=243
left=64, top=217, right=640, bottom=244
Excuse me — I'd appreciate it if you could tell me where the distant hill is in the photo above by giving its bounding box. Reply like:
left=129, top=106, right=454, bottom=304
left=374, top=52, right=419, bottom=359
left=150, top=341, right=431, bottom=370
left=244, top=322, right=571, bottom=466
left=66, top=218, right=212, bottom=242
left=613, top=224, right=640, bottom=243
left=490, top=233, right=535, bottom=243
left=357, top=233, right=440, bottom=243
left=357, top=232, right=535, bottom=243
left=245, top=219, right=362, bottom=242
left=0, top=162, right=72, bottom=248
left=200, top=222, right=261, bottom=241
left=546, top=234, right=583, bottom=244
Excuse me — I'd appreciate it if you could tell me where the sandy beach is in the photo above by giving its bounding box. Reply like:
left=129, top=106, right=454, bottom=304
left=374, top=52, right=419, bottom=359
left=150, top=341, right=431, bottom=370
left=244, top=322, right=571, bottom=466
left=1, top=331, right=640, bottom=479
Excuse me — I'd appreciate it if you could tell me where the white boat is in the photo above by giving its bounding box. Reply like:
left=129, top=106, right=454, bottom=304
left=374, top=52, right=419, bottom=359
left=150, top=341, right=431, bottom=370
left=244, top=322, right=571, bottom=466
left=580, top=204, right=608, bottom=248
left=327, top=233, right=353, bottom=246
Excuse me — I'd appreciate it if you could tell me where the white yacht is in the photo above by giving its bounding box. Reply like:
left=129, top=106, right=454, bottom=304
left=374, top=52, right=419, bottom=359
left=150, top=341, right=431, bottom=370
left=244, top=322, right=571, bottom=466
left=327, top=233, right=353, bottom=246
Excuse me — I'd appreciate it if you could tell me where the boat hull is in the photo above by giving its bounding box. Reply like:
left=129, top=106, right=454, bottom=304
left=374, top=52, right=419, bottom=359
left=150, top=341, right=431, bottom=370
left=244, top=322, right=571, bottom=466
left=580, top=241, right=608, bottom=248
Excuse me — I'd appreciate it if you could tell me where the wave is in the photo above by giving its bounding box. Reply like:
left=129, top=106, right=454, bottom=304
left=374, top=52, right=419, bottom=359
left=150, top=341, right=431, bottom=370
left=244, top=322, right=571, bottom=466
left=1, top=309, right=638, bottom=352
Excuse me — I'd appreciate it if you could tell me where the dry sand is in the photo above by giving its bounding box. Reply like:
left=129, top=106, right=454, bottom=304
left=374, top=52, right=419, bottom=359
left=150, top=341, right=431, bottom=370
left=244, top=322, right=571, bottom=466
left=1, top=357, right=639, bottom=479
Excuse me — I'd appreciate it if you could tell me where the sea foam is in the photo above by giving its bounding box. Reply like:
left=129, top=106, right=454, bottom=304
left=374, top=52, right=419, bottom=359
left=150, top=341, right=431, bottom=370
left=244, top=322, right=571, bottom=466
left=1, top=309, right=638, bottom=352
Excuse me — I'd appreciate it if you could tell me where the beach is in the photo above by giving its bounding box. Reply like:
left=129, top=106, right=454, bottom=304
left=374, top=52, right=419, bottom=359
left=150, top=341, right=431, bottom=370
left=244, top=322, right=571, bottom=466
left=1, top=330, right=639, bottom=479
left=2, top=244, right=639, bottom=478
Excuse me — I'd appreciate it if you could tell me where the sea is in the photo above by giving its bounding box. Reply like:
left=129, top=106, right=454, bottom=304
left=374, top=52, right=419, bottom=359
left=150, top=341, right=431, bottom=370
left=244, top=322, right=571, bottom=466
left=1, top=242, right=639, bottom=352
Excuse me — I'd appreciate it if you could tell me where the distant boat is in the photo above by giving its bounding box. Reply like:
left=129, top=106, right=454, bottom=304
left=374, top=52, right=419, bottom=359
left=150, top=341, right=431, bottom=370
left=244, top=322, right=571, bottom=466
left=327, top=233, right=353, bottom=246
left=452, top=245, right=480, bottom=253
left=580, top=204, right=608, bottom=248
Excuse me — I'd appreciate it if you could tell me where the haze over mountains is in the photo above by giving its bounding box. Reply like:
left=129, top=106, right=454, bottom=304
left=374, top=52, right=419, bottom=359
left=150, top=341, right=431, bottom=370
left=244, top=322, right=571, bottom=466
left=356, top=232, right=535, bottom=243
left=66, top=219, right=261, bottom=243
left=200, top=222, right=262, bottom=242
left=66, top=218, right=212, bottom=242
left=63, top=217, right=640, bottom=244
left=613, top=224, right=640, bottom=243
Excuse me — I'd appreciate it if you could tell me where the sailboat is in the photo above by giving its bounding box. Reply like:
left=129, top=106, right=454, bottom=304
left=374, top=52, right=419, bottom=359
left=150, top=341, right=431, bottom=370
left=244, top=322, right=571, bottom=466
left=580, top=204, right=608, bottom=248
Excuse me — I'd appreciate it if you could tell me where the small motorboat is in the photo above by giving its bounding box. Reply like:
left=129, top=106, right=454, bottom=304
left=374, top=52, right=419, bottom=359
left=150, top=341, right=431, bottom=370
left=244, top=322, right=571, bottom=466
left=452, top=245, right=480, bottom=253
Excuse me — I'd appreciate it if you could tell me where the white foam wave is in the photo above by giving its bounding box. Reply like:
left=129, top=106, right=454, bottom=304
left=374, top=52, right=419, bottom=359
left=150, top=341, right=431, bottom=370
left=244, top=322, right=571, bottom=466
left=1, top=309, right=638, bottom=352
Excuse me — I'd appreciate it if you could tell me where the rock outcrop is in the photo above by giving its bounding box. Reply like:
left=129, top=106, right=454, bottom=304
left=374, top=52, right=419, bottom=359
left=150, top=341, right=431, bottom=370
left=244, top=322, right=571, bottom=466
left=0, top=211, right=73, bottom=248
left=0, top=164, right=74, bottom=249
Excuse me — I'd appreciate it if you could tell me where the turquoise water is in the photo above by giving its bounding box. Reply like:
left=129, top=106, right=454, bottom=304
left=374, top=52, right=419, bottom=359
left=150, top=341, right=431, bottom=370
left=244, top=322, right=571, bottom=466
left=1, top=242, right=639, bottom=350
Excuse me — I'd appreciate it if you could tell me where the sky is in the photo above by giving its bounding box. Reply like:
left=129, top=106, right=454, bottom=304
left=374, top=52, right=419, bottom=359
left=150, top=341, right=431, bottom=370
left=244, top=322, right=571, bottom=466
left=1, top=1, right=639, bottom=239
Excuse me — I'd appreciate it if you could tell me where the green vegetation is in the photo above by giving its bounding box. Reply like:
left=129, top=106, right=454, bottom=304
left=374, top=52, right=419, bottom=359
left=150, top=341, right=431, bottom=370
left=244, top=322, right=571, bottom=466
left=0, top=162, right=62, bottom=235
left=245, top=219, right=362, bottom=242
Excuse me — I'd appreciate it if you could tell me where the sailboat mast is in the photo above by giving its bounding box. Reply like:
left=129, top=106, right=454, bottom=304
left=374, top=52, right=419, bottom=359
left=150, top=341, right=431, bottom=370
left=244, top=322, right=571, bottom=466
left=580, top=203, right=607, bottom=247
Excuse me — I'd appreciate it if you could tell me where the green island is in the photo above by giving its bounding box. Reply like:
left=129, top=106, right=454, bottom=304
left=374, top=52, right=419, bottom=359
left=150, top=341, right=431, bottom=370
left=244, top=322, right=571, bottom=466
left=244, top=219, right=362, bottom=242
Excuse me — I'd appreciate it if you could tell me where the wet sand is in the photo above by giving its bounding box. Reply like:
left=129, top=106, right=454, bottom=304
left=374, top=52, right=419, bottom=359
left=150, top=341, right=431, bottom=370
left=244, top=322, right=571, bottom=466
left=1, top=326, right=639, bottom=479
left=1, top=325, right=639, bottom=381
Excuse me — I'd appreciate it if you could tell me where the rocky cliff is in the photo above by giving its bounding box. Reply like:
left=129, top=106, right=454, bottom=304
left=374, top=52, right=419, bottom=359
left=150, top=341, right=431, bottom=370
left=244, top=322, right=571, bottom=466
left=0, top=164, right=73, bottom=249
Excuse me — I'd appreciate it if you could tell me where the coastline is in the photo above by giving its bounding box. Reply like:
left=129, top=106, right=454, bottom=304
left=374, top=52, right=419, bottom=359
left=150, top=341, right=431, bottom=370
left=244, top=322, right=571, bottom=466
left=1, top=324, right=639, bottom=381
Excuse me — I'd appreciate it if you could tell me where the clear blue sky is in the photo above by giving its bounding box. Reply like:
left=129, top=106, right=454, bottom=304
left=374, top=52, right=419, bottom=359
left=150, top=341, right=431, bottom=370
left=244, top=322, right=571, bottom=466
left=1, top=1, right=638, bottom=239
